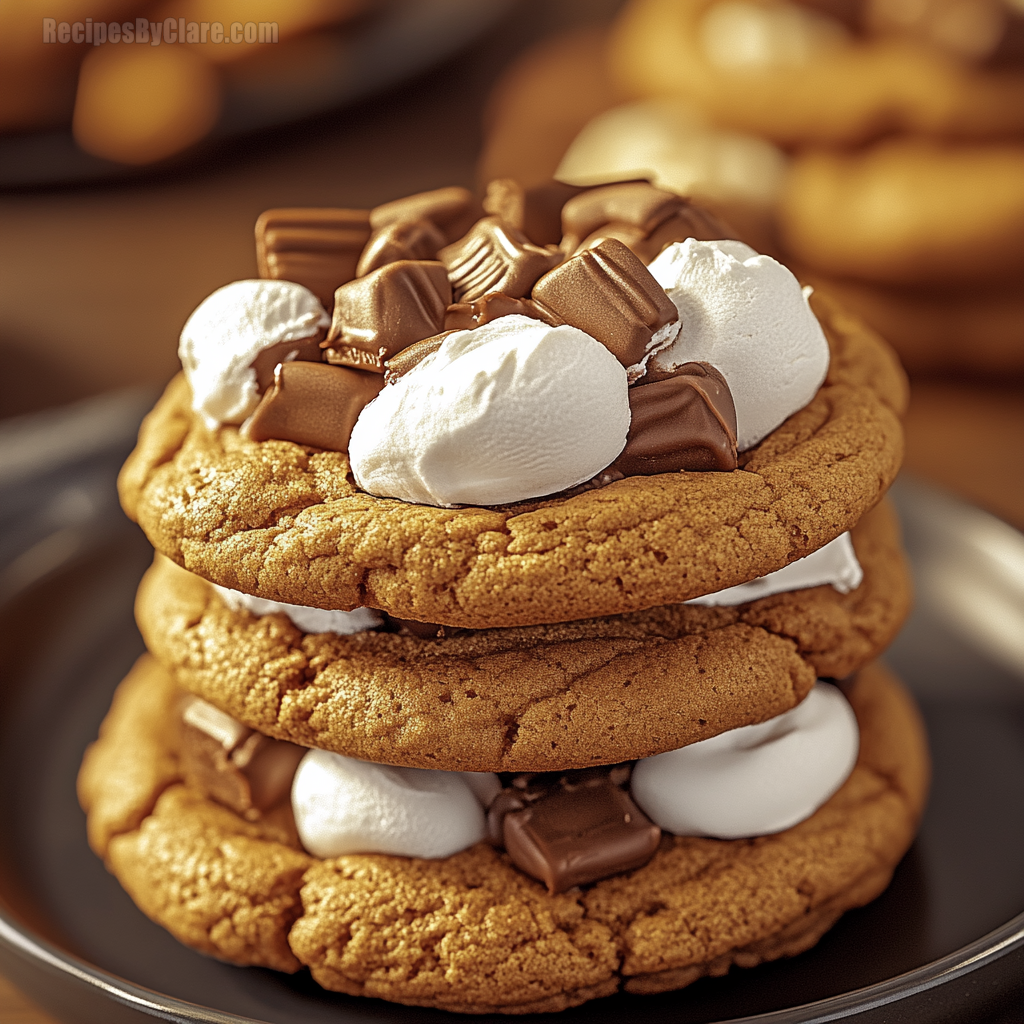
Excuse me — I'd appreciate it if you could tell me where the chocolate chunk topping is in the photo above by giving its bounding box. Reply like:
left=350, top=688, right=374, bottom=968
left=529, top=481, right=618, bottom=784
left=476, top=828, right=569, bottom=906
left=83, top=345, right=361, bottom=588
left=324, top=260, right=452, bottom=371
left=531, top=238, right=678, bottom=367
left=255, top=208, right=372, bottom=311
left=614, top=362, right=738, bottom=475
left=630, top=206, right=736, bottom=263
left=249, top=333, right=324, bottom=393
left=489, top=766, right=660, bottom=893
left=439, top=217, right=564, bottom=303
left=383, top=331, right=457, bottom=384
left=483, top=179, right=586, bottom=246
left=356, top=217, right=448, bottom=277
left=243, top=361, right=383, bottom=452
left=560, top=182, right=684, bottom=253
left=370, top=186, right=481, bottom=244
left=180, top=697, right=306, bottom=819
left=443, top=292, right=552, bottom=332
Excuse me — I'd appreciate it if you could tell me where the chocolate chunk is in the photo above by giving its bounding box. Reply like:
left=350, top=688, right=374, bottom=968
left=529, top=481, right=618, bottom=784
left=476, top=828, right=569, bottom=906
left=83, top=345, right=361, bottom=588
left=439, top=217, right=564, bottom=303
left=370, top=186, right=481, bottom=244
left=560, top=182, right=683, bottom=253
left=500, top=774, right=660, bottom=893
left=249, top=333, right=324, bottom=393
left=356, top=218, right=448, bottom=276
left=383, top=331, right=457, bottom=384
left=629, top=206, right=736, bottom=263
left=443, top=292, right=552, bottom=332
left=613, top=362, right=738, bottom=475
left=243, top=361, right=383, bottom=451
left=255, top=208, right=372, bottom=311
left=531, top=238, right=678, bottom=367
left=483, top=179, right=586, bottom=246
left=180, top=697, right=306, bottom=819
left=324, top=260, right=452, bottom=371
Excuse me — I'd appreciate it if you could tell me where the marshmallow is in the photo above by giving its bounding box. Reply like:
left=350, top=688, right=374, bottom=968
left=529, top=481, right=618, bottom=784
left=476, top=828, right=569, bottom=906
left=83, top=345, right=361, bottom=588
left=646, top=239, right=830, bottom=451
left=349, top=315, right=631, bottom=507
left=631, top=683, right=859, bottom=839
left=213, top=585, right=383, bottom=635
left=179, top=279, right=329, bottom=429
left=687, top=531, right=862, bottom=606
left=291, top=751, right=490, bottom=859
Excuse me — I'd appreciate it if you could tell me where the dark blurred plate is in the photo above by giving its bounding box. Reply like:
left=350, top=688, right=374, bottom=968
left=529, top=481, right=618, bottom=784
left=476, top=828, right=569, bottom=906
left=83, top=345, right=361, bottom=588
left=0, top=395, right=1022, bottom=1023
left=0, top=0, right=512, bottom=189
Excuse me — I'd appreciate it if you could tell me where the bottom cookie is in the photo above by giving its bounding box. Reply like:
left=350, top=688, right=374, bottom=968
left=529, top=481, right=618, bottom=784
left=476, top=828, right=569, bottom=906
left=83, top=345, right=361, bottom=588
left=78, top=656, right=929, bottom=1015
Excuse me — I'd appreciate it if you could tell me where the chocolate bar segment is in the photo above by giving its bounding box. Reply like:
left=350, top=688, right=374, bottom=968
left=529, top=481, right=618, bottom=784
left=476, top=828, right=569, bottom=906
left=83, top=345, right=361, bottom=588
left=383, top=331, right=457, bottom=384
left=443, top=292, right=552, bottom=332
left=629, top=205, right=736, bottom=263
left=614, top=362, right=738, bottom=475
left=483, top=179, right=585, bottom=246
left=356, top=217, right=448, bottom=276
left=531, top=238, right=678, bottom=367
left=243, top=361, right=383, bottom=451
left=249, top=333, right=324, bottom=393
left=560, top=182, right=683, bottom=253
left=370, top=186, right=481, bottom=244
left=325, top=260, right=452, bottom=371
left=180, top=697, right=306, bottom=819
left=439, top=217, right=563, bottom=303
left=255, top=208, right=372, bottom=310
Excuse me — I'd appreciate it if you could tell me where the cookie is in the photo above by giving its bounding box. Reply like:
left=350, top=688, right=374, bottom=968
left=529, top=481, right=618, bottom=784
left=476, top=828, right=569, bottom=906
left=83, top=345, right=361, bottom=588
left=136, top=499, right=908, bottom=772
left=118, top=290, right=905, bottom=629
left=610, top=0, right=1024, bottom=147
left=78, top=655, right=929, bottom=1013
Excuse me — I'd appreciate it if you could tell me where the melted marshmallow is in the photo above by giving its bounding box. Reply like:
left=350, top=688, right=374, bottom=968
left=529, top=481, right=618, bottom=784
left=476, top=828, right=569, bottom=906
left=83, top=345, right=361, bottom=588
left=348, top=315, right=630, bottom=507
left=646, top=239, right=830, bottom=451
left=179, top=279, right=329, bottom=429
left=213, top=585, right=383, bottom=635
left=291, top=751, right=492, bottom=859
left=687, top=532, right=862, bottom=606
left=631, top=683, right=859, bottom=839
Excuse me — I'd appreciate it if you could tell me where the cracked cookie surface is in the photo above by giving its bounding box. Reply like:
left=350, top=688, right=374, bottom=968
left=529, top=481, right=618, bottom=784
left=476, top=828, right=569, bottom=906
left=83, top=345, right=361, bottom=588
left=118, top=292, right=906, bottom=629
left=137, top=501, right=909, bottom=772
left=79, top=657, right=927, bottom=1013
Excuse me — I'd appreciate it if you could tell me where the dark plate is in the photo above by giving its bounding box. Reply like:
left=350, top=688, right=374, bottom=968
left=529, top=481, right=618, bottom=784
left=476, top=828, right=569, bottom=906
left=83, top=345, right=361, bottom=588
left=0, top=0, right=512, bottom=189
left=0, top=395, right=1022, bottom=1024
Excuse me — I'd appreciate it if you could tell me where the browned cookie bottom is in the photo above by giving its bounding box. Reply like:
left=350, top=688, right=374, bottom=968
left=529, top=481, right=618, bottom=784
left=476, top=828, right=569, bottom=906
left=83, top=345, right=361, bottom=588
left=79, top=656, right=928, bottom=1013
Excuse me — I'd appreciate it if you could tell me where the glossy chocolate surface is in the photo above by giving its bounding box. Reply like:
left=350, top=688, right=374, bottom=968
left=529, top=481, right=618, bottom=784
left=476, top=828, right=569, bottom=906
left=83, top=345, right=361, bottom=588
left=443, top=291, right=550, bottom=331
left=369, top=186, right=481, bottom=243
left=356, top=218, right=447, bottom=277
left=249, top=334, right=325, bottom=393
left=483, top=178, right=585, bottom=246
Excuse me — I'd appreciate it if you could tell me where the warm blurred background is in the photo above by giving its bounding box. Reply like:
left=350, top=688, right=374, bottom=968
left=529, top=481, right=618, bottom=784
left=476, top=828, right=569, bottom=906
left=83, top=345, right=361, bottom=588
left=0, top=0, right=1021, bottom=525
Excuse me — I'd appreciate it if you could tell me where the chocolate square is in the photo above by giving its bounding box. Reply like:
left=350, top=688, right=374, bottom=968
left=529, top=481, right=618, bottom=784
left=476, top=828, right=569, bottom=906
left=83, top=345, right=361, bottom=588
left=443, top=292, right=552, bottom=332
left=356, top=218, right=448, bottom=276
left=560, top=182, right=682, bottom=253
left=483, top=179, right=585, bottom=246
left=370, top=186, right=481, bottom=243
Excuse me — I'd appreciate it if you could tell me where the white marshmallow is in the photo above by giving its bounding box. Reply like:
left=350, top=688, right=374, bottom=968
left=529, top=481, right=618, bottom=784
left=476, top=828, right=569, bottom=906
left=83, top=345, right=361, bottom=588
left=348, top=315, right=631, bottom=507
left=646, top=239, right=830, bottom=451
left=179, top=279, right=329, bottom=429
left=291, top=751, right=489, bottom=859
left=686, top=531, right=862, bottom=606
left=213, top=585, right=383, bottom=635
left=631, top=683, right=859, bottom=839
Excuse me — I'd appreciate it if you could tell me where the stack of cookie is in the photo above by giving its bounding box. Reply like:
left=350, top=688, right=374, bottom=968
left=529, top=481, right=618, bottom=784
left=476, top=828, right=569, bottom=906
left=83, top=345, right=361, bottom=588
left=79, top=180, right=929, bottom=1014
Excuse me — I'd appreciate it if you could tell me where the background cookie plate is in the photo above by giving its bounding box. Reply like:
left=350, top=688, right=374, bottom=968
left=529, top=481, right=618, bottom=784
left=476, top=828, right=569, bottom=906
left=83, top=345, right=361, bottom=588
left=0, top=397, right=1021, bottom=1023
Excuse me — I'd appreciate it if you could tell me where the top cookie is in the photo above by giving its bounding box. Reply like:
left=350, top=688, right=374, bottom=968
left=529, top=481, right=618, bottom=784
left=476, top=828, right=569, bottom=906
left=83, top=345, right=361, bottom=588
left=119, top=290, right=905, bottom=628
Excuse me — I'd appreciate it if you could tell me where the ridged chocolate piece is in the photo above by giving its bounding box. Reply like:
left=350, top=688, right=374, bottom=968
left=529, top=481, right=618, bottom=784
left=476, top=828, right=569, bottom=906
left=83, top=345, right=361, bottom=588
left=560, top=182, right=683, bottom=253
left=255, top=208, right=372, bottom=310
left=443, top=292, right=552, bottom=332
left=439, top=217, right=563, bottom=303
left=324, top=260, right=451, bottom=371
left=614, top=362, right=738, bottom=475
left=356, top=218, right=447, bottom=276
left=243, top=361, right=383, bottom=452
left=370, top=186, right=481, bottom=243
left=483, top=178, right=585, bottom=246
left=531, top=238, right=678, bottom=367
left=489, top=766, right=660, bottom=893
left=180, top=696, right=306, bottom=819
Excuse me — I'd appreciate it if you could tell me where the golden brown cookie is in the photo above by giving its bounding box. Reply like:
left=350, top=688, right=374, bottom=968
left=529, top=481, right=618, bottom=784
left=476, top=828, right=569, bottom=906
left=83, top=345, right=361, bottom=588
left=118, top=291, right=906, bottom=629
left=79, top=656, right=929, bottom=1013
left=610, top=0, right=1024, bottom=147
left=137, top=500, right=909, bottom=772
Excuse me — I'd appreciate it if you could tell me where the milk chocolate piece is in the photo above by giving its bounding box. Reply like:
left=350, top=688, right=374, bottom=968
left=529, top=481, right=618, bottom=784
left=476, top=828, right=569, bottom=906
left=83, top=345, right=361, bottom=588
left=613, top=362, right=738, bottom=475
left=531, top=238, right=678, bottom=367
left=498, top=770, right=660, bottom=893
left=383, top=331, right=457, bottom=384
left=324, top=260, right=451, bottom=371
left=443, top=292, right=552, bottom=332
left=483, top=179, right=586, bottom=246
left=180, top=697, right=306, bottom=819
left=249, top=333, right=324, bottom=393
left=370, top=186, right=481, bottom=244
left=560, top=182, right=683, bottom=253
left=573, top=204, right=735, bottom=263
left=243, top=361, right=383, bottom=451
left=255, top=208, right=372, bottom=310
left=356, top=217, right=447, bottom=276
left=439, top=217, right=563, bottom=303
